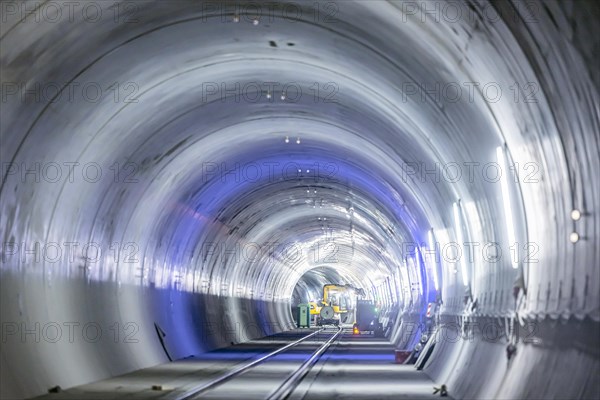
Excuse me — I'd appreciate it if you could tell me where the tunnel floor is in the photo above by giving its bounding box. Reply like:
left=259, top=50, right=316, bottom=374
left=31, top=328, right=445, bottom=399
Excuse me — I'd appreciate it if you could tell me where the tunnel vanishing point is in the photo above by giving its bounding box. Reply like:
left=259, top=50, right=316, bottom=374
left=0, top=1, right=599, bottom=399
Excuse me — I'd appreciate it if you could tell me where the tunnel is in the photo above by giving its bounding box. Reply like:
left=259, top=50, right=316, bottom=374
left=1, top=0, right=599, bottom=399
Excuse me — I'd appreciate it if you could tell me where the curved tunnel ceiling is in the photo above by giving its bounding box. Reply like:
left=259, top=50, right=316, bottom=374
left=1, top=1, right=599, bottom=399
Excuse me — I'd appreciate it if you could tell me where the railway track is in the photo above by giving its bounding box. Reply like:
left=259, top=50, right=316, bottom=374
left=175, top=326, right=344, bottom=400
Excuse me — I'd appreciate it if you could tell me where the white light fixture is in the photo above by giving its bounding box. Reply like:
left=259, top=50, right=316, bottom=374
left=296, top=137, right=301, bottom=144
left=496, top=145, right=518, bottom=269
left=571, top=209, right=581, bottom=221
left=284, top=136, right=289, bottom=143
left=570, top=232, right=579, bottom=243
left=453, top=201, right=469, bottom=285
left=428, top=229, right=439, bottom=291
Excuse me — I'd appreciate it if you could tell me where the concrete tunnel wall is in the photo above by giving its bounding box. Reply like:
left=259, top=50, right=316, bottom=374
left=0, top=1, right=598, bottom=399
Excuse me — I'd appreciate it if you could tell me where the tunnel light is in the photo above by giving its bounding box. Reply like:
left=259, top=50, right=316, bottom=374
left=285, top=136, right=289, bottom=143
left=496, top=146, right=518, bottom=269
left=414, top=249, right=425, bottom=296
left=296, top=137, right=301, bottom=144
left=570, top=232, right=580, bottom=243
left=571, top=209, right=581, bottom=221
left=453, top=202, right=468, bottom=286
left=428, top=229, right=439, bottom=291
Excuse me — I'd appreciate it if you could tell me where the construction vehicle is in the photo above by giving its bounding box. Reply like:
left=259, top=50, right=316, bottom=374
left=311, top=284, right=365, bottom=326
left=353, top=299, right=384, bottom=335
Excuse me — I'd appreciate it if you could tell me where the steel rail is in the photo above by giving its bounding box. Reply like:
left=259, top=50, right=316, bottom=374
left=266, top=325, right=343, bottom=400
left=175, top=328, right=327, bottom=400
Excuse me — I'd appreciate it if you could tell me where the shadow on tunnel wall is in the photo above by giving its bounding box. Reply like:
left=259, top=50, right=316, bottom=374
left=0, top=272, right=294, bottom=398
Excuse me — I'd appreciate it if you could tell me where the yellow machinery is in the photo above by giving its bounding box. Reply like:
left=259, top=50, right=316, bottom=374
left=310, top=284, right=365, bottom=325
left=309, top=301, right=322, bottom=315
